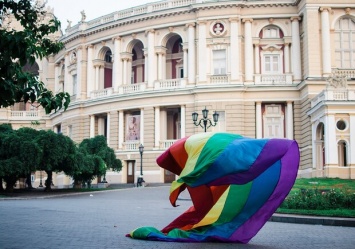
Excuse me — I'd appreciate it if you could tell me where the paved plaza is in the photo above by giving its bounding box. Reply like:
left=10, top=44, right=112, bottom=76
left=1, top=186, right=354, bottom=249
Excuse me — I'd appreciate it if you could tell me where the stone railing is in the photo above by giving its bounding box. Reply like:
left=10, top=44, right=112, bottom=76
left=10, top=111, right=40, bottom=119
left=159, top=139, right=177, bottom=149
left=120, top=83, right=146, bottom=94
left=332, top=68, right=355, bottom=79
left=311, top=89, right=355, bottom=108
left=155, top=79, right=183, bottom=89
left=210, top=75, right=228, bottom=84
left=123, top=141, right=140, bottom=151
left=255, top=74, right=293, bottom=85
left=91, top=88, right=114, bottom=99
left=64, top=0, right=197, bottom=36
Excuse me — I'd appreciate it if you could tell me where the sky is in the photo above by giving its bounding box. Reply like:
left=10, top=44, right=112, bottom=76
left=46, top=0, right=155, bottom=31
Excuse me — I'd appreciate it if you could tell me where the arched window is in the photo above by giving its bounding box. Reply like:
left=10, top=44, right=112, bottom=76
left=262, top=26, right=281, bottom=38
left=104, top=50, right=112, bottom=88
left=335, top=17, right=355, bottom=68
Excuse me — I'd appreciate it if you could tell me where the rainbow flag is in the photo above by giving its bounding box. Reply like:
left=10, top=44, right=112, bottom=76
left=127, top=132, right=300, bottom=243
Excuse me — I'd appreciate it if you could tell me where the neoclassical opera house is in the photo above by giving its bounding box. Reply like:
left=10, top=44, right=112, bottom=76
left=2, top=0, right=355, bottom=187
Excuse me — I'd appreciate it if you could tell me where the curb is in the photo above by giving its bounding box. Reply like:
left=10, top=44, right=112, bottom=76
left=270, top=213, right=355, bottom=227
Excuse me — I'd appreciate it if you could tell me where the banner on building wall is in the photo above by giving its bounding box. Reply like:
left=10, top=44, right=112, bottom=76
left=126, top=115, right=140, bottom=141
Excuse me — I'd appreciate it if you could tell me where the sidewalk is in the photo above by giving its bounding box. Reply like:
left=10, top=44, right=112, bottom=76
left=1, top=183, right=355, bottom=228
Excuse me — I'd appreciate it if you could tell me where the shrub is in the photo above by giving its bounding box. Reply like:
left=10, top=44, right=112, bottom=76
left=281, top=188, right=355, bottom=210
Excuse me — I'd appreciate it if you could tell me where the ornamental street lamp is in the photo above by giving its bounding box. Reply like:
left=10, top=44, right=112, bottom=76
left=192, top=107, right=219, bottom=132
left=137, top=144, right=145, bottom=187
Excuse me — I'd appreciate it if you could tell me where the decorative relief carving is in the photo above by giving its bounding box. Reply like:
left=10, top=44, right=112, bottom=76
left=210, top=20, right=227, bottom=37
left=327, top=74, right=348, bottom=89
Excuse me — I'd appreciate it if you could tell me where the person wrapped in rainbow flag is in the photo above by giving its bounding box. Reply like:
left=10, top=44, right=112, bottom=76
left=127, top=132, right=300, bottom=243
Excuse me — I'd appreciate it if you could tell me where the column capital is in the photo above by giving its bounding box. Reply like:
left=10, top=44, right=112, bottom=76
left=112, top=36, right=121, bottom=42
left=319, top=7, right=331, bottom=12
left=186, top=22, right=196, bottom=28
left=197, top=20, right=207, bottom=25
left=155, top=46, right=167, bottom=55
left=229, top=17, right=240, bottom=23
left=85, top=44, right=94, bottom=49
left=145, top=29, right=155, bottom=36
left=290, top=16, right=301, bottom=22
left=242, top=18, right=253, bottom=23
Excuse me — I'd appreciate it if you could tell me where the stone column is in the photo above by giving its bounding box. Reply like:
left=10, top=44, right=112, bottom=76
left=254, top=41, right=260, bottom=74
left=155, top=106, right=160, bottom=148
left=64, top=53, right=71, bottom=93
left=76, top=46, right=83, bottom=99
left=54, top=63, right=60, bottom=93
left=183, top=45, right=188, bottom=78
left=324, top=115, right=337, bottom=166
left=90, top=115, right=95, bottom=138
left=230, top=18, right=240, bottom=81
left=122, top=58, right=128, bottom=85
left=118, top=110, right=124, bottom=149
left=143, top=49, right=148, bottom=82
left=113, top=37, right=122, bottom=90
left=99, top=66, right=104, bottom=89
left=106, top=112, right=111, bottom=145
left=187, top=23, right=196, bottom=84
left=156, top=48, right=166, bottom=81
left=140, top=108, right=144, bottom=145
left=284, top=43, right=290, bottom=73
left=320, top=7, right=332, bottom=76
left=256, top=102, right=262, bottom=138
left=180, top=105, right=186, bottom=138
left=198, top=21, right=207, bottom=83
left=350, top=115, right=355, bottom=168
left=243, top=19, right=254, bottom=82
left=286, top=101, right=294, bottom=140
left=291, top=17, right=302, bottom=81
left=86, top=45, right=94, bottom=97
left=147, top=30, right=156, bottom=87
left=94, top=65, right=100, bottom=91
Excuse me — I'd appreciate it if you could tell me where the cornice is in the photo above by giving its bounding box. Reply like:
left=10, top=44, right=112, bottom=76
left=60, top=1, right=300, bottom=45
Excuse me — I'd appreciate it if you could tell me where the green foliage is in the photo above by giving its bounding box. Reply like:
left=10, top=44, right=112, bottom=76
left=0, top=0, right=70, bottom=113
left=0, top=123, right=13, bottom=134
left=281, top=188, right=355, bottom=210
left=69, top=136, right=122, bottom=186
left=0, top=128, right=42, bottom=191
left=79, top=136, right=122, bottom=172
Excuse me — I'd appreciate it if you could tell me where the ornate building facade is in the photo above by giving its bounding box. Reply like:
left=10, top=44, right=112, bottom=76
left=1, top=0, right=355, bottom=187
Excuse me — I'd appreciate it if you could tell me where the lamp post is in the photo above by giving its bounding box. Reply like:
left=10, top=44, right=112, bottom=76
left=137, top=144, right=145, bottom=187
left=192, top=107, right=219, bottom=132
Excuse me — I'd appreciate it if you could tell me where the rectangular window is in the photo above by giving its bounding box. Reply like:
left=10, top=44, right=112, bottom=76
left=213, top=49, right=226, bottom=75
left=263, top=55, right=280, bottom=74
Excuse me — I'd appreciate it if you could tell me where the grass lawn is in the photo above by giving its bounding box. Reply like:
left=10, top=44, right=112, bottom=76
left=277, top=177, right=355, bottom=218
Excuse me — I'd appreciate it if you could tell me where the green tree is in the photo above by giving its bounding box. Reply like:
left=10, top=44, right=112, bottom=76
left=34, top=130, right=77, bottom=191
left=70, top=136, right=122, bottom=188
left=0, top=128, right=41, bottom=192
left=0, top=0, right=70, bottom=114
left=0, top=124, right=13, bottom=191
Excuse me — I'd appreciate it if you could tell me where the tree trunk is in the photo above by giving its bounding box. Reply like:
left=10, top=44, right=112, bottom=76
left=4, top=177, right=17, bottom=193
left=44, top=170, right=52, bottom=191
left=0, top=177, right=4, bottom=191
left=73, top=179, right=82, bottom=189
left=26, top=174, right=34, bottom=189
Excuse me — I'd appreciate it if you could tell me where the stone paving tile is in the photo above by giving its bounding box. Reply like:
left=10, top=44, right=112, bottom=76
left=0, top=186, right=355, bottom=249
